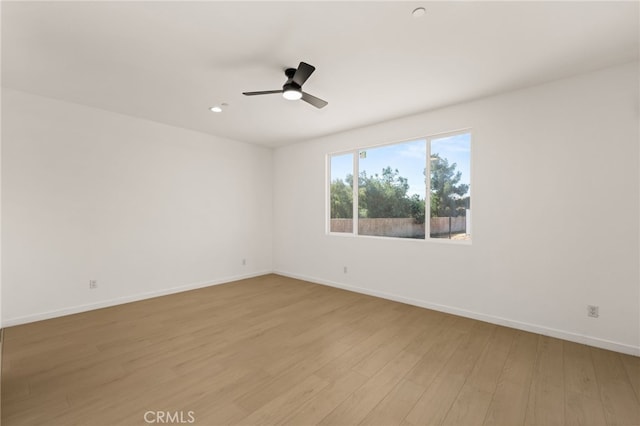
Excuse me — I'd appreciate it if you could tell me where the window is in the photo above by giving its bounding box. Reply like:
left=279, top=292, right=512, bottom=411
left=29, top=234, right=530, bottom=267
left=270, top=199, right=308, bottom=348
left=328, top=131, right=471, bottom=241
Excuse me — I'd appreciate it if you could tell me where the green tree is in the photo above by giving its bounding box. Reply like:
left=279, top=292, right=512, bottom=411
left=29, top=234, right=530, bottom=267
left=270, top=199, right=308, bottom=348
left=430, top=154, right=470, bottom=217
left=409, top=193, right=425, bottom=224
left=357, top=167, right=426, bottom=223
left=330, top=175, right=353, bottom=218
left=331, top=157, right=468, bottom=225
left=359, top=167, right=411, bottom=218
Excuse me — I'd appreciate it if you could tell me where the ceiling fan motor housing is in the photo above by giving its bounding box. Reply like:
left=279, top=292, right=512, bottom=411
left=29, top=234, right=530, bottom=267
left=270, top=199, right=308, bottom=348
left=283, top=82, right=301, bottom=92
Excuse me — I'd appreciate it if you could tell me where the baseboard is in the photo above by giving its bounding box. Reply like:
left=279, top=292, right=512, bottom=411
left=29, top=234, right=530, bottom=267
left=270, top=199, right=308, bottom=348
left=3, top=270, right=272, bottom=327
left=274, top=270, right=640, bottom=357
left=0, top=328, right=3, bottom=423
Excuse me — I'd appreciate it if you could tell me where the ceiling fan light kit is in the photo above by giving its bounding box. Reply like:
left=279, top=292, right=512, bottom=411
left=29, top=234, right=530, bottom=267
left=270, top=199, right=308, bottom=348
left=282, top=87, right=302, bottom=101
left=243, top=61, right=328, bottom=109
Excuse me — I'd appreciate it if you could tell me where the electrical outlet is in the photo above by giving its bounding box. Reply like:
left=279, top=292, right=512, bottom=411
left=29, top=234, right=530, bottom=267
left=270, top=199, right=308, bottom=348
left=343, top=266, right=348, bottom=274
left=242, top=258, right=247, bottom=266
left=587, top=305, right=599, bottom=318
left=89, top=280, right=98, bottom=289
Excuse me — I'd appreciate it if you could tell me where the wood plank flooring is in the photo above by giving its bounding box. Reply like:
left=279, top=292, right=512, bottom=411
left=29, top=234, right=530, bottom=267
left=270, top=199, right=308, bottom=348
left=2, top=274, right=639, bottom=425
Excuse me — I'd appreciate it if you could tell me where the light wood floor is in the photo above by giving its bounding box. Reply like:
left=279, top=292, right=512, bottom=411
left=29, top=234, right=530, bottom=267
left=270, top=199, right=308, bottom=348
left=2, top=274, right=639, bottom=426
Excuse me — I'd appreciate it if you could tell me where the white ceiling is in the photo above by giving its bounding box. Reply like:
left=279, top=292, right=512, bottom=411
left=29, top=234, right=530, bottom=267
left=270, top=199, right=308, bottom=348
left=2, top=1, right=638, bottom=147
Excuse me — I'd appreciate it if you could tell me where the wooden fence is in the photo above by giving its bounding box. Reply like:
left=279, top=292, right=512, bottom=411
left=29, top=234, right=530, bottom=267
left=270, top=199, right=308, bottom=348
left=330, top=216, right=467, bottom=238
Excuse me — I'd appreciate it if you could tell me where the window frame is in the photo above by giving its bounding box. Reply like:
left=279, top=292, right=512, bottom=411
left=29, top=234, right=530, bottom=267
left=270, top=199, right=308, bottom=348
left=326, top=129, right=472, bottom=244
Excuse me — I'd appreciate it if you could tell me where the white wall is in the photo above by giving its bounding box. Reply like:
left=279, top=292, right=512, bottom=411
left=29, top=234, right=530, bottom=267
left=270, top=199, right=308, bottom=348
left=0, top=87, right=3, bottom=330
left=273, top=62, right=640, bottom=355
left=2, top=89, right=273, bottom=325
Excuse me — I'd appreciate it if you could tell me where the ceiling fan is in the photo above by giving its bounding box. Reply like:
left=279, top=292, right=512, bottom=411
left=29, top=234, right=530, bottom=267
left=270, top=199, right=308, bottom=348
left=242, top=61, right=328, bottom=109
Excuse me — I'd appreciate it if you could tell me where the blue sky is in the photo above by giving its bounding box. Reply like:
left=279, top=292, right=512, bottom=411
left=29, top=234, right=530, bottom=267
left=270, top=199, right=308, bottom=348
left=330, top=133, right=471, bottom=198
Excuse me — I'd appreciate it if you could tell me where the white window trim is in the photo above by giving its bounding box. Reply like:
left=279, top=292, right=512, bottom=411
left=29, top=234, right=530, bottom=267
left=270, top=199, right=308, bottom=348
left=327, top=129, right=472, bottom=243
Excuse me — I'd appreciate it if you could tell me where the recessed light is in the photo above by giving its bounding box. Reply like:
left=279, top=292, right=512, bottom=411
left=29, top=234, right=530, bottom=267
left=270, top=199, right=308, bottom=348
left=412, top=7, right=426, bottom=18
left=209, top=106, right=222, bottom=113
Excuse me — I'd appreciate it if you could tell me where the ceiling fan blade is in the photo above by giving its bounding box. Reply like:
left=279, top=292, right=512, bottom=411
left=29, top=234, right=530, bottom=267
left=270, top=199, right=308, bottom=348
left=292, top=62, right=315, bottom=86
left=242, top=90, right=283, bottom=96
left=301, top=92, right=328, bottom=109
